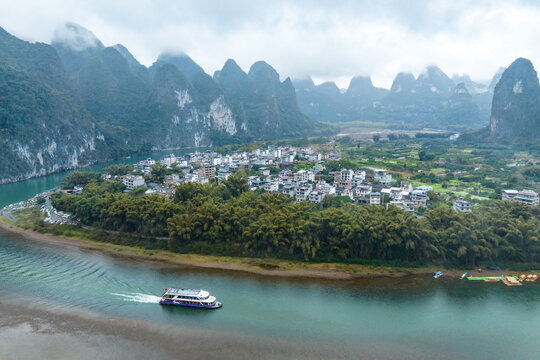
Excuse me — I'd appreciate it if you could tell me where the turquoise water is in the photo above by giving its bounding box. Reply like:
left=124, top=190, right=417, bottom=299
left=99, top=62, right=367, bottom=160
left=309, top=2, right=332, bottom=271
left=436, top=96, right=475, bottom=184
left=0, top=157, right=539, bottom=359
left=0, top=148, right=203, bottom=208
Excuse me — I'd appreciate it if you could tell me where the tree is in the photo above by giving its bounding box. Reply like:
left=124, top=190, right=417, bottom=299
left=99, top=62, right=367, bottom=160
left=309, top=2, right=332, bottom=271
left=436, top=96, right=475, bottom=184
left=174, top=182, right=209, bottom=203
left=170, top=163, right=185, bottom=177
left=150, top=162, right=170, bottom=183
left=222, top=173, right=249, bottom=198
left=61, top=171, right=101, bottom=189
left=102, top=164, right=133, bottom=176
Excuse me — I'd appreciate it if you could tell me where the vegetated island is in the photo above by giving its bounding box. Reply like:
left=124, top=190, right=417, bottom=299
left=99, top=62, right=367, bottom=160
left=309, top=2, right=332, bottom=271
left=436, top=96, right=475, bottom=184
left=1, top=171, right=538, bottom=279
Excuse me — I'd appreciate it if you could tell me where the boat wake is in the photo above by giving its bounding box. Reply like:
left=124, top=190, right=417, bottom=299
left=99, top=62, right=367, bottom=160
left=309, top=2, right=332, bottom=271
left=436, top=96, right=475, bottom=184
left=111, top=292, right=161, bottom=303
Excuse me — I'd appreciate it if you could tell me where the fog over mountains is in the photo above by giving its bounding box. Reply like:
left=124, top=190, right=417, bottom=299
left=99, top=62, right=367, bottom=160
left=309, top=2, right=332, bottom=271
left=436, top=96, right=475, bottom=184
left=294, top=66, right=505, bottom=129
left=0, top=23, right=323, bottom=182
left=0, top=22, right=538, bottom=183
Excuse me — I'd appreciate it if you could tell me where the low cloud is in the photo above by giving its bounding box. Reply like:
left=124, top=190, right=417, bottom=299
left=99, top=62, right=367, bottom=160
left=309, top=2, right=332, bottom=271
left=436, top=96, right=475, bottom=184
left=1, top=0, right=538, bottom=88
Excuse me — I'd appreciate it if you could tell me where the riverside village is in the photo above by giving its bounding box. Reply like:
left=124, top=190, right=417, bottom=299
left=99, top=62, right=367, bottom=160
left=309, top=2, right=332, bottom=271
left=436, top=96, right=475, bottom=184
left=39, top=143, right=537, bottom=222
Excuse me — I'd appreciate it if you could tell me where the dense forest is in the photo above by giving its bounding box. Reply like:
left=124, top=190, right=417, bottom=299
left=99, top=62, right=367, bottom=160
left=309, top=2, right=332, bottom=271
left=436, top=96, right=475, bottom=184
left=51, top=173, right=540, bottom=267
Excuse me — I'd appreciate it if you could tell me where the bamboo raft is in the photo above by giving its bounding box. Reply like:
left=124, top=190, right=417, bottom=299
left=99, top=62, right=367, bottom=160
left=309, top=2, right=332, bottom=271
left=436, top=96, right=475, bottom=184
left=519, top=274, right=538, bottom=282
left=502, top=276, right=522, bottom=286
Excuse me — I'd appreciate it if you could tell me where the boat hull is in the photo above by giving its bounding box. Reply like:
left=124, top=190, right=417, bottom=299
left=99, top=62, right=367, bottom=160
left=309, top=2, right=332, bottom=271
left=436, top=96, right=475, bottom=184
left=159, top=299, right=222, bottom=309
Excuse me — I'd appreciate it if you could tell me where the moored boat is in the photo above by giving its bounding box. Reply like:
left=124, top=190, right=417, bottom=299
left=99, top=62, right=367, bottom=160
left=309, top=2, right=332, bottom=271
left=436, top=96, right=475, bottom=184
left=160, top=288, right=222, bottom=309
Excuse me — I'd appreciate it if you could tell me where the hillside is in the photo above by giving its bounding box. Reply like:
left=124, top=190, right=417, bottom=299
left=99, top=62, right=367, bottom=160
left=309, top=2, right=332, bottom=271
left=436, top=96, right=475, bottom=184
left=0, top=24, right=326, bottom=183
left=294, top=66, right=501, bottom=130
left=0, top=26, right=104, bottom=183
left=489, top=58, right=540, bottom=141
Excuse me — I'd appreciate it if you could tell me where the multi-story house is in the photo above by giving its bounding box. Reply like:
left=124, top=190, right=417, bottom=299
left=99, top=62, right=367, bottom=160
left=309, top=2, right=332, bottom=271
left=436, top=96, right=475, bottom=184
left=295, top=184, right=313, bottom=202
left=502, top=189, right=539, bottom=206
left=297, top=170, right=314, bottom=182
left=263, top=181, right=279, bottom=193
left=391, top=200, right=415, bottom=213
left=198, top=165, right=216, bottom=179
left=369, top=192, right=381, bottom=205
left=410, top=189, right=428, bottom=207
left=121, top=175, right=146, bottom=190
left=315, top=181, right=336, bottom=196
left=135, top=158, right=155, bottom=171
left=453, top=198, right=472, bottom=212
left=161, top=154, right=178, bottom=167
left=374, top=169, right=392, bottom=185
left=354, top=183, right=372, bottom=198
left=308, top=190, right=325, bottom=203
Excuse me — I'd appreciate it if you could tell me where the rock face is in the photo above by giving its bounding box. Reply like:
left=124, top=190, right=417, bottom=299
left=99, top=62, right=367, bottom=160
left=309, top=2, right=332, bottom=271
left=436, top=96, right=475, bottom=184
left=0, top=24, right=324, bottom=183
left=0, top=26, right=103, bottom=184
left=441, top=83, right=480, bottom=126
left=215, top=60, right=320, bottom=139
left=489, top=58, right=540, bottom=140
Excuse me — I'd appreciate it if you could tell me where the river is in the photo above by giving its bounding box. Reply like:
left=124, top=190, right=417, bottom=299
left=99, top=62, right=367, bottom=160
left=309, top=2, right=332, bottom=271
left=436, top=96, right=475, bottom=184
left=0, top=154, right=539, bottom=359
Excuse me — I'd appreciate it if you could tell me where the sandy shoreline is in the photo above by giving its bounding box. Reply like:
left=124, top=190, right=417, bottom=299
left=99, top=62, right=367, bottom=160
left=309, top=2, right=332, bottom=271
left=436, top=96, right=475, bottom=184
left=0, top=215, right=508, bottom=280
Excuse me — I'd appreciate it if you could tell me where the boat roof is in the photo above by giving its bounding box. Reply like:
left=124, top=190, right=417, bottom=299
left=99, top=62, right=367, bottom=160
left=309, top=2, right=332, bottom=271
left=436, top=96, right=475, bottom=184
left=164, top=288, right=207, bottom=296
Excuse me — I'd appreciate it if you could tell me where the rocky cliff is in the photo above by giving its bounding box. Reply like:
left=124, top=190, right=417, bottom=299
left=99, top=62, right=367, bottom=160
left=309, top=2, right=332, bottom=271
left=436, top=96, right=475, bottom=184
left=489, top=58, right=540, bottom=140
left=0, top=26, right=104, bottom=184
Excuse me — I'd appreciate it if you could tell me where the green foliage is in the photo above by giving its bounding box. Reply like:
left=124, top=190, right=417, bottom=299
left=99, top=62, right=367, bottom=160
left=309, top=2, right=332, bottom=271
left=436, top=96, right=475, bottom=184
left=149, top=162, right=170, bottom=183
left=61, top=171, right=101, bottom=189
left=221, top=173, right=249, bottom=198
left=169, top=163, right=184, bottom=177
left=322, top=195, right=353, bottom=208
left=53, top=176, right=540, bottom=266
left=103, top=164, right=133, bottom=176
left=418, top=150, right=436, bottom=161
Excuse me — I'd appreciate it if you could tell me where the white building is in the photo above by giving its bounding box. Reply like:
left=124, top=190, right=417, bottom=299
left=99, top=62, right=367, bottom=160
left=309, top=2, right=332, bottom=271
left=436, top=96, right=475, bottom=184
left=308, top=191, right=325, bottom=203
left=161, top=154, right=177, bottom=167
left=121, top=175, right=145, bottom=190
left=453, top=198, right=472, bottom=212
left=336, top=169, right=354, bottom=181
left=369, top=192, right=381, bottom=205
left=315, top=181, right=336, bottom=195
left=295, top=184, right=313, bottom=201
left=410, top=189, right=428, bottom=207
left=351, top=170, right=366, bottom=187
left=263, top=181, right=279, bottom=193
left=297, top=170, right=314, bottom=182
left=354, top=183, right=372, bottom=198
left=374, top=169, right=392, bottom=185
left=391, top=200, right=415, bottom=213
left=502, top=189, right=539, bottom=206
left=136, top=158, right=155, bottom=171
left=381, top=187, right=403, bottom=201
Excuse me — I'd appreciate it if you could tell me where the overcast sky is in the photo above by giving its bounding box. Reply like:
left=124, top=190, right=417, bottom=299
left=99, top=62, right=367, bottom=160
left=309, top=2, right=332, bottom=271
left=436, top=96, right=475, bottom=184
left=1, top=0, right=539, bottom=88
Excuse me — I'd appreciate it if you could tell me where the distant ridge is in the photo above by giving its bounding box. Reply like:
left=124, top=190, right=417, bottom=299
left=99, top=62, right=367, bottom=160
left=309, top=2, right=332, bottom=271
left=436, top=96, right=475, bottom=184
left=294, top=65, right=496, bottom=129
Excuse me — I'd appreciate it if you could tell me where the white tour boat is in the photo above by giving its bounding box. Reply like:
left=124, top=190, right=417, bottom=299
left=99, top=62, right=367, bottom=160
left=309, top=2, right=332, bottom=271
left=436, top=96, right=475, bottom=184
left=159, top=288, right=222, bottom=309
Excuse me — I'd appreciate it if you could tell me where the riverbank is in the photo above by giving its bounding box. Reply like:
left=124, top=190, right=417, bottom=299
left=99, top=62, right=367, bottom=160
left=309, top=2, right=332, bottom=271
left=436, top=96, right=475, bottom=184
left=1, top=210, right=508, bottom=280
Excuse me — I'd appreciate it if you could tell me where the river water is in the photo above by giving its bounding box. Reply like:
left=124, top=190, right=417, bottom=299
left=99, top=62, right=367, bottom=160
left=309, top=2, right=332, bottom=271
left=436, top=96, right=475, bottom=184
left=0, top=154, right=539, bottom=359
